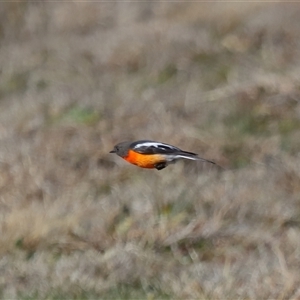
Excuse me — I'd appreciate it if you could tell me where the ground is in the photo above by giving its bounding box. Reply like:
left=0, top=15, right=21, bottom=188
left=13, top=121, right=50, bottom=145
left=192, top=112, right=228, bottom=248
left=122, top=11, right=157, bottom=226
left=0, top=2, right=300, bottom=299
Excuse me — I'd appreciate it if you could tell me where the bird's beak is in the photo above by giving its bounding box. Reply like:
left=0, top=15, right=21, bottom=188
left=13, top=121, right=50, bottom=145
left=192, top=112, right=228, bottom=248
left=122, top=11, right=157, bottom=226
left=109, top=150, right=115, bottom=153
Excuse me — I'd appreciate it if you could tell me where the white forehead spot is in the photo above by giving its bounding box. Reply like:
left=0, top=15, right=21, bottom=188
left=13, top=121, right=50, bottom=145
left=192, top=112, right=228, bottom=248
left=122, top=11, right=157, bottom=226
left=133, top=142, right=177, bottom=150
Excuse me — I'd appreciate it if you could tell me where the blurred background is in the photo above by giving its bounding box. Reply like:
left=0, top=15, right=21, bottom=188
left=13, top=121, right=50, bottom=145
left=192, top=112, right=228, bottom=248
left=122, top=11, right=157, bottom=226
left=1, top=2, right=300, bottom=299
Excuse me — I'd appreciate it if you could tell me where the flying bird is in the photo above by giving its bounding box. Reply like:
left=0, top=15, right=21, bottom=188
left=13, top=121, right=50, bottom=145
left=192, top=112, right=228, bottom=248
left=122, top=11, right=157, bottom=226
left=110, top=140, right=216, bottom=170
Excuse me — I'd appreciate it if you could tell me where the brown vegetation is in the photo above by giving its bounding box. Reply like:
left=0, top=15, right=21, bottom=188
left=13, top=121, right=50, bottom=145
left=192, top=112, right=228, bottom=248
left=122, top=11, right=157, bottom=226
left=0, top=2, right=300, bottom=299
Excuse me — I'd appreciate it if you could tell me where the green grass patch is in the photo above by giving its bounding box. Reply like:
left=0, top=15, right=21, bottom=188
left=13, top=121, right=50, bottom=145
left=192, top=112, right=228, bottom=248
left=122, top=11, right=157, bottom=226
left=278, top=118, right=300, bottom=135
left=157, top=64, right=178, bottom=84
left=63, top=107, right=100, bottom=125
left=50, top=106, right=100, bottom=126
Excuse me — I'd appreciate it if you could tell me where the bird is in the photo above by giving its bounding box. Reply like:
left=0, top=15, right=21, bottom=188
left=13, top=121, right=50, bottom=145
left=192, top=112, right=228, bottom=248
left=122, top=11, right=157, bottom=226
left=109, top=140, right=216, bottom=170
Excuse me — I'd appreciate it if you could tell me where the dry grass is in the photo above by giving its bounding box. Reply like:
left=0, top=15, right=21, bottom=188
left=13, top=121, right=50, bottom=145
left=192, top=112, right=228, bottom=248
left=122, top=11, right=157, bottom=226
left=1, top=2, right=300, bottom=299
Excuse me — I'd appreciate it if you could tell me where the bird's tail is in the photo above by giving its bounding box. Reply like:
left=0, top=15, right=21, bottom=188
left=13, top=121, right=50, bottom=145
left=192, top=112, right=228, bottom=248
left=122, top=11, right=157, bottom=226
left=168, top=151, right=216, bottom=165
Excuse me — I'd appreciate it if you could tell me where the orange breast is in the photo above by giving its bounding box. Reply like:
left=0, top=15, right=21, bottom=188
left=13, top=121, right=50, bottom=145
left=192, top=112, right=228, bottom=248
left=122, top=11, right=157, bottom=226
left=125, top=150, right=165, bottom=168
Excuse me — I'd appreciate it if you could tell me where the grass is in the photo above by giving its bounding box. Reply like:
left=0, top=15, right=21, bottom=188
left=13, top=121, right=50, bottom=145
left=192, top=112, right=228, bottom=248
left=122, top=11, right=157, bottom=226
left=52, top=106, right=100, bottom=126
left=0, top=2, right=300, bottom=299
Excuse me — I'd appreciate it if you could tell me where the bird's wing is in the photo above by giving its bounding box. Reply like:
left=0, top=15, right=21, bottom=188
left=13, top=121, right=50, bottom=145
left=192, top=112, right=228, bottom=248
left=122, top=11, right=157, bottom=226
left=132, top=140, right=182, bottom=155
left=132, top=140, right=217, bottom=165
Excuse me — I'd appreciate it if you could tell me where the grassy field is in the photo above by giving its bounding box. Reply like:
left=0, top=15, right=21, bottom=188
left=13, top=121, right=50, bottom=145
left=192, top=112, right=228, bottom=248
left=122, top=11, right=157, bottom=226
left=1, top=2, right=300, bottom=299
